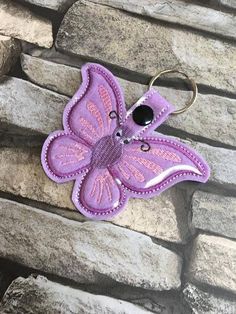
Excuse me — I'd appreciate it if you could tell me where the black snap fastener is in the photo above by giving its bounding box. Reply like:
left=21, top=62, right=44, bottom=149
left=132, top=105, right=154, bottom=126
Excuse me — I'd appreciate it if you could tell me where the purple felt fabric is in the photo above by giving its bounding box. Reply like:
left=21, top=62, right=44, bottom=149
left=41, top=63, right=210, bottom=220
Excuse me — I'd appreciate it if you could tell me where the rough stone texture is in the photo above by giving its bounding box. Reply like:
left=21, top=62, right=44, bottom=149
left=20, top=54, right=236, bottom=147
left=0, top=276, right=151, bottom=314
left=192, top=191, right=236, bottom=239
left=19, top=0, right=77, bottom=12
left=0, top=198, right=182, bottom=290
left=183, top=283, right=236, bottom=314
left=217, top=0, right=236, bottom=9
left=20, top=53, right=147, bottom=105
left=114, top=192, right=189, bottom=244
left=21, top=53, right=82, bottom=97
left=91, top=0, right=236, bottom=40
left=56, top=0, right=236, bottom=95
left=165, top=92, right=236, bottom=148
left=0, top=0, right=53, bottom=48
left=0, top=76, right=68, bottom=135
left=0, top=147, right=74, bottom=209
left=187, top=234, right=236, bottom=294
left=192, top=142, right=236, bottom=191
left=0, top=147, right=189, bottom=244
left=107, top=285, right=191, bottom=314
left=0, top=35, right=21, bottom=77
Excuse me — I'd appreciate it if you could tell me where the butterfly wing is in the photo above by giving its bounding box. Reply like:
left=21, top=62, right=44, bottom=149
left=72, top=168, right=128, bottom=220
left=42, top=63, right=126, bottom=184
left=110, top=134, right=210, bottom=197
left=63, top=63, right=126, bottom=146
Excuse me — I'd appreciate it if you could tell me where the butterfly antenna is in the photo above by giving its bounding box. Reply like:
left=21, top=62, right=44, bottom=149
left=109, top=110, right=119, bottom=120
left=140, top=140, right=151, bottom=152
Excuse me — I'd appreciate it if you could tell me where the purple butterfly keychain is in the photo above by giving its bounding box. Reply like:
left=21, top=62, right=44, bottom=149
left=41, top=63, right=210, bottom=220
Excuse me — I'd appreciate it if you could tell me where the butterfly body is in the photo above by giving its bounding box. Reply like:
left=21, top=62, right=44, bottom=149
left=41, top=63, right=210, bottom=220
left=91, top=134, right=123, bottom=169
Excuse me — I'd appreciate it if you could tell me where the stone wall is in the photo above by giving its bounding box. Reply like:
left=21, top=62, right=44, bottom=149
left=0, top=0, right=235, bottom=313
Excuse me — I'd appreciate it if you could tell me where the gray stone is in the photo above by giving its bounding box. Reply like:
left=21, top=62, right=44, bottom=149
left=107, top=285, right=191, bottom=314
left=20, top=53, right=150, bottom=107
left=0, top=76, right=69, bottom=135
left=183, top=283, right=236, bottom=314
left=21, top=53, right=82, bottom=97
left=20, top=54, right=236, bottom=147
left=0, top=0, right=53, bottom=48
left=192, top=142, right=236, bottom=191
left=0, top=35, right=21, bottom=76
left=20, top=53, right=147, bottom=105
left=0, top=198, right=182, bottom=291
left=217, top=0, right=236, bottom=9
left=114, top=191, right=190, bottom=244
left=19, top=0, right=77, bottom=12
left=164, top=90, right=236, bottom=148
left=0, top=275, right=152, bottom=314
left=187, top=234, right=236, bottom=294
left=56, top=0, right=236, bottom=95
left=0, top=147, right=189, bottom=244
left=91, top=0, right=236, bottom=40
left=192, top=191, right=236, bottom=239
left=0, top=147, right=74, bottom=209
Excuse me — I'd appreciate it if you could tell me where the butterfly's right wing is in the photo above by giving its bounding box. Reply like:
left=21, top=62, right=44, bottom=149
left=110, top=135, right=210, bottom=197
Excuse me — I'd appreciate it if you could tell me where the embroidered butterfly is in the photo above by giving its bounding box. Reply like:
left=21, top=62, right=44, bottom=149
left=41, top=63, right=210, bottom=220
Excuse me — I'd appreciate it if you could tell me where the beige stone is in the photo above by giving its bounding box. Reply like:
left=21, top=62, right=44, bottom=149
left=0, top=198, right=182, bottom=290
left=0, top=0, right=53, bottom=48
left=56, top=0, right=236, bottom=94
left=0, top=147, right=189, bottom=244
left=0, top=35, right=21, bottom=76
left=92, top=0, right=236, bottom=40
left=188, top=234, right=236, bottom=294
left=0, top=276, right=152, bottom=314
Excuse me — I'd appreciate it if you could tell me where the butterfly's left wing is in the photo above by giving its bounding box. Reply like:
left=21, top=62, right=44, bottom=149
left=110, top=135, right=210, bottom=197
left=42, top=63, right=126, bottom=184
left=63, top=63, right=126, bottom=146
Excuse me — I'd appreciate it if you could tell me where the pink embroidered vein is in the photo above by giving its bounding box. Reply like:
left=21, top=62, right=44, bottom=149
left=128, top=155, right=163, bottom=174
left=79, top=117, right=98, bottom=138
left=98, top=85, right=112, bottom=128
left=117, top=164, right=130, bottom=180
left=55, top=144, right=88, bottom=166
left=123, top=161, right=145, bottom=182
left=87, top=101, right=104, bottom=136
left=105, top=181, right=112, bottom=202
left=90, top=172, right=114, bottom=204
left=150, top=148, right=181, bottom=162
left=129, top=146, right=181, bottom=162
